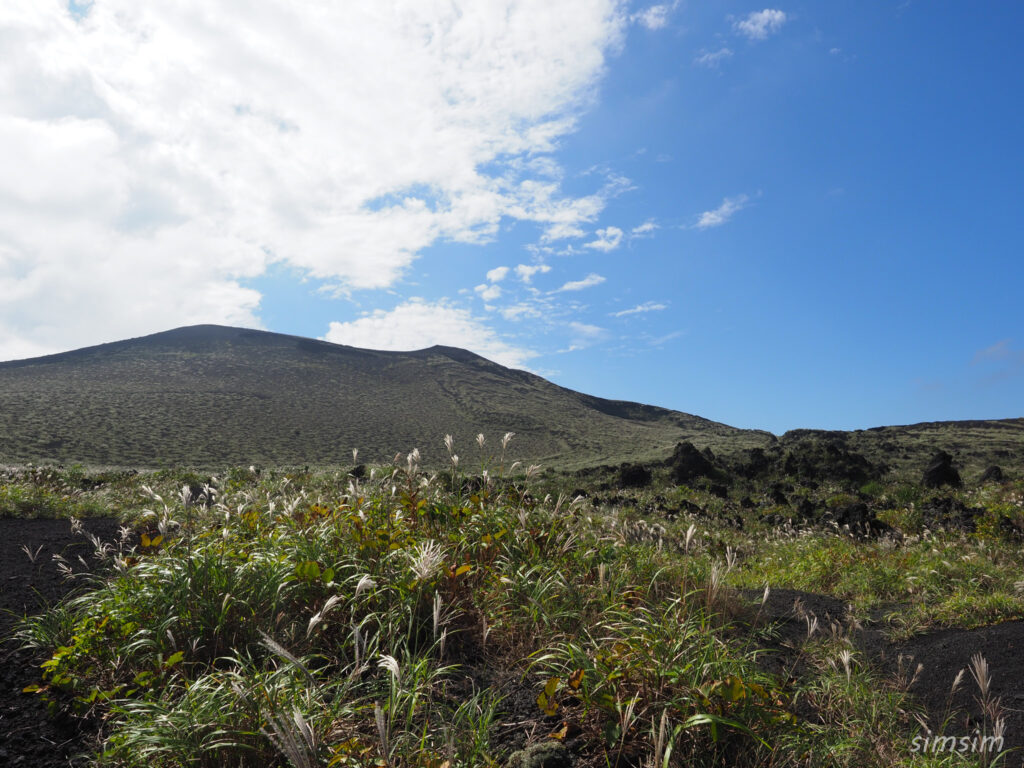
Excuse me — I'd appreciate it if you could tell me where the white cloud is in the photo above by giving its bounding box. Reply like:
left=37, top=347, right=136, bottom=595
left=648, top=329, right=684, bottom=346
left=474, top=283, right=502, bottom=302
left=611, top=301, right=667, bottom=317
left=0, top=1, right=627, bottom=359
left=694, top=48, right=734, bottom=68
left=631, top=4, right=674, bottom=30
left=514, top=263, right=552, bottom=283
left=734, top=9, right=787, bottom=40
left=500, top=302, right=544, bottom=321
left=557, top=273, right=606, bottom=292
left=630, top=220, right=658, bottom=237
left=323, top=299, right=534, bottom=369
left=561, top=320, right=607, bottom=351
left=570, top=321, right=605, bottom=337
left=694, top=194, right=750, bottom=229
left=584, top=226, right=624, bottom=252
left=485, top=266, right=510, bottom=283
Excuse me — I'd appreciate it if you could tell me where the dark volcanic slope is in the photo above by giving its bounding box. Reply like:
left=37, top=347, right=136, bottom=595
left=0, top=325, right=770, bottom=469
left=779, top=420, right=1024, bottom=476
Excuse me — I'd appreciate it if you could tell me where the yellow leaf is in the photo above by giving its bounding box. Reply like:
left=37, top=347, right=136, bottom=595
left=568, top=668, right=584, bottom=690
left=150, top=535, right=163, bottom=547
left=454, top=564, right=471, bottom=577
left=544, top=676, right=561, bottom=698
left=141, top=533, right=151, bottom=547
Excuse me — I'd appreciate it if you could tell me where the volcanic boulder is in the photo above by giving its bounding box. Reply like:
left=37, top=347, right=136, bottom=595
left=617, top=462, right=653, bottom=488
left=922, top=450, right=962, bottom=489
left=667, top=441, right=721, bottom=486
left=979, top=465, right=1004, bottom=484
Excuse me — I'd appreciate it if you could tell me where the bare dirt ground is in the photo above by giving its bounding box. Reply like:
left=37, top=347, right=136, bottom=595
left=757, top=588, right=1024, bottom=765
left=0, top=517, right=121, bottom=767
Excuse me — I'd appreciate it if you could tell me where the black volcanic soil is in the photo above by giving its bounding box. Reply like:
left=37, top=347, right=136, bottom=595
left=896, top=622, right=1024, bottom=757
left=755, top=589, right=1024, bottom=760
left=0, top=517, right=122, bottom=766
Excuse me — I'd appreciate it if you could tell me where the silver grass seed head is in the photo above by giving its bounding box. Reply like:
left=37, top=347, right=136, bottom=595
left=378, top=654, right=401, bottom=681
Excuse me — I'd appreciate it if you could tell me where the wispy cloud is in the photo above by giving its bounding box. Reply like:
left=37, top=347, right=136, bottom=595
left=557, top=273, right=606, bottom=292
left=694, top=48, right=733, bottom=68
left=648, top=330, right=684, bottom=346
left=972, top=339, right=1013, bottom=364
left=970, top=339, right=1024, bottom=385
left=500, top=303, right=543, bottom=321
left=611, top=301, right=667, bottom=317
left=694, top=194, right=750, bottom=229
left=585, top=226, right=624, bottom=252
left=561, top=320, right=607, bottom=351
left=324, top=299, right=534, bottom=368
left=631, top=220, right=658, bottom=237
left=734, top=9, right=787, bottom=40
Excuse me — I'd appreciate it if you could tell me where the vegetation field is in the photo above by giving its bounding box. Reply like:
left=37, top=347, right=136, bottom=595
left=3, top=436, right=1023, bottom=767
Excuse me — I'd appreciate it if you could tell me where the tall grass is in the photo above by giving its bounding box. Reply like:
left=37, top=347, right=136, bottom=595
left=14, top=448, right=1011, bottom=767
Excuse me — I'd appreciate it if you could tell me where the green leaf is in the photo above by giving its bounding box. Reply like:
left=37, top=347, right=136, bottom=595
left=165, top=651, right=185, bottom=667
left=681, top=713, right=769, bottom=749
left=295, top=561, right=321, bottom=581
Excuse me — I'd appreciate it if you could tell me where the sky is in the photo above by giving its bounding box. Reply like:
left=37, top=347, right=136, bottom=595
left=1, top=1, right=1022, bottom=434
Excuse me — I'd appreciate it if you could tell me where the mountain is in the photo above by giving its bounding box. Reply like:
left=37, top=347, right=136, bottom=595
left=0, top=325, right=771, bottom=469
left=2, top=325, right=1020, bottom=474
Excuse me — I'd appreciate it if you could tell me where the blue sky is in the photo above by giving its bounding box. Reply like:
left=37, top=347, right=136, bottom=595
left=1, top=1, right=1021, bottom=433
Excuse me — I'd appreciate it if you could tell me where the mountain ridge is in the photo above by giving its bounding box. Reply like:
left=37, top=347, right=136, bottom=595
left=0, top=325, right=770, bottom=468
left=0, top=325, right=1019, bottom=473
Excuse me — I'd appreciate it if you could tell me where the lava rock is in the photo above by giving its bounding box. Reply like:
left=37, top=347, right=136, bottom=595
left=506, top=742, right=572, bottom=768
left=825, top=502, right=892, bottom=537
left=617, top=462, right=652, bottom=488
left=666, top=441, right=720, bottom=485
left=922, top=451, right=962, bottom=489
left=980, top=465, right=1004, bottom=483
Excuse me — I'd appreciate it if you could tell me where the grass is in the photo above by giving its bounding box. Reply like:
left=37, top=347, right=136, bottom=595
left=8, top=449, right=1021, bottom=768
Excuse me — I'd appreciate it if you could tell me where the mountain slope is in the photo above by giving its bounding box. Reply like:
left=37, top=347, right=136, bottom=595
left=0, top=325, right=771, bottom=468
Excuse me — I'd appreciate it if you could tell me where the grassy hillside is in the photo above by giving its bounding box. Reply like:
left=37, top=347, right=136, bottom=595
left=0, top=325, right=770, bottom=470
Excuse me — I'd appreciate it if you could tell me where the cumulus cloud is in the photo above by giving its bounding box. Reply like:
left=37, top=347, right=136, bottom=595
left=514, top=263, right=552, bottom=283
left=474, top=283, right=502, bottom=302
left=694, top=48, right=734, bottom=68
left=611, top=301, right=667, bottom=317
left=485, top=266, right=510, bottom=283
left=734, top=9, right=787, bottom=40
left=323, top=299, right=535, bottom=368
left=631, top=4, right=675, bottom=30
left=694, top=194, right=750, bottom=229
left=557, top=273, right=606, bottom=292
left=585, top=226, right=624, bottom=251
left=0, top=1, right=626, bottom=359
